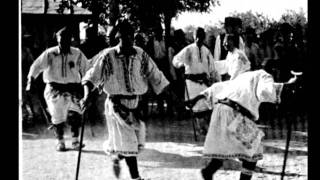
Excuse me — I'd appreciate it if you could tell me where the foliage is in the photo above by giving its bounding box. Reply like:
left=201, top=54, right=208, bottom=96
left=230, top=10, right=275, bottom=35
left=55, top=0, right=219, bottom=30
left=279, top=8, right=307, bottom=27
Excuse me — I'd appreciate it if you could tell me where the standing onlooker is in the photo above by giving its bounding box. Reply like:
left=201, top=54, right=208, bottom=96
left=173, top=27, right=220, bottom=134
left=259, top=29, right=277, bottom=63
left=206, top=34, right=216, bottom=55
left=214, top=17, right=245, bottom=61
left=146, top=27, right=173, bottom=116
left=214, top=17, right=245, bottom=81
left=214, top=34, right=251, bottom=81
left=273, top=23, right=304, bottom=122
left=26, top=26, right=89, bottom=151
left=274, top=23, right=301, bottom=82
left=134, top=32, right=151, bottom=118
left=244, top=27, right=262, bottom=70
left=167, top=29, right=189, bottom=119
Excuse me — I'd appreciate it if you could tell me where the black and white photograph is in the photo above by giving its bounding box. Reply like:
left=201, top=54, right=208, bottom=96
left=19, top=0, right=308, bottom=179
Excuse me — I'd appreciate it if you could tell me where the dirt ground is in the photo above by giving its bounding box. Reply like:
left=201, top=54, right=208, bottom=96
left=21, top=116, right=307, bottom=180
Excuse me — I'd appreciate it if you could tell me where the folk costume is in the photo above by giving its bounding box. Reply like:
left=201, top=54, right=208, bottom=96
left=214, top=47, right=251, bottom=80
left=173, top=42, right=220, bottom=113
left=27, top=27, right=89, bottom=151
left=214, top=17, right=246, bottom=62
left=199, top=69, right=286, bottom=180
left=214, top=17, right=246, bottom=81
left=82, top=33, right=169, bottom=179
left=83, top=44, right=169, bottom=156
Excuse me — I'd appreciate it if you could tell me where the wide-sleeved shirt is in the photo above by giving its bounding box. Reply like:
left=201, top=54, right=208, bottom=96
left=202, top=69, right=284, bottom=120
left=82, top=45, right=169, bottom=96
left=172, top=43, right=220, bottom=81
left=27, top=46, right=89, bottom=84
left=214, top=48, right=251, bottom=80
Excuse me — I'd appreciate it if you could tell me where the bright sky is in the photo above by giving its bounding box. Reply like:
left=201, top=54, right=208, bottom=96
left=172, top=0, right=308, bottom=29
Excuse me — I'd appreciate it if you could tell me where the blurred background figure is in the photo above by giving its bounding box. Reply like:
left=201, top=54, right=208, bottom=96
left=166, top=29, right=189, bottom=119
left=244, top=27, right=262, bottom=70
left=134, top=32, right=151, bottom=118
left=79, top=24, right=109, bottom=126
left=79, top=24, right=108, bottom=60
left=22, top=32, right=35, bottom=126
left=274, top=23, right=301, bottom=82
left=146, top=26, right=174, bottom=116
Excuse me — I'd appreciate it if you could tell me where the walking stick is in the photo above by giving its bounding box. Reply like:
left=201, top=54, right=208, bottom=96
left=75, top=90, right=94, bottom=180
left=75, top=106, right=88, bottom=180
left=185, top=83, right=199, bottom=142
left=280, top=71, right=302, bottom=180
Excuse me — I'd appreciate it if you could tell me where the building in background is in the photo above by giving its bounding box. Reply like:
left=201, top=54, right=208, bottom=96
left=21, top=0, right=92, bottom=57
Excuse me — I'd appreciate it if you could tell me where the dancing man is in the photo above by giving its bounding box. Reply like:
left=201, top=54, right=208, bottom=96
left=81, top=19, right=170, bottom=180
left=187, top=61, right=301, bottom=180
left=26, top=26, right=89, bottom=151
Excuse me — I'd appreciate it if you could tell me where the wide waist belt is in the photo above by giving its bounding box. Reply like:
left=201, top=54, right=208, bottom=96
left=185, top=73, right=210, bottom=86
left=109, top=95, right=142, bottom=122
left=48, top=82, right=83, bottom=94
left=217, top=98, right=254, bottom=120
left=109, top=94, right=139, bottom=101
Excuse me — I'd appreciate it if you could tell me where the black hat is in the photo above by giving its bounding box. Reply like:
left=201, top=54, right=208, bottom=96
left=114, top=18, right=135, bottom=37
left=225, top=17, right=242, bottom=27
left=225, top=17, right=234, bottom=27
left=195, top=27, right=205, bottom=39
left=234, top=17, right=242, bottom=27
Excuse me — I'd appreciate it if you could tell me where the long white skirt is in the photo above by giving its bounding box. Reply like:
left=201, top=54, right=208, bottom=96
left=103, top=98, right=146, bottom=157
left=44, top=84, right=82, bottom=125
left=203, top=103, right=265, bottom=162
